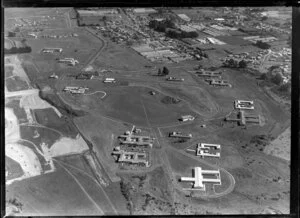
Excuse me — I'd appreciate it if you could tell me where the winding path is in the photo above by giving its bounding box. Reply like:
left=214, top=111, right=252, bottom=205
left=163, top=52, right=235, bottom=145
left=84, top=90, right=106, bottom=99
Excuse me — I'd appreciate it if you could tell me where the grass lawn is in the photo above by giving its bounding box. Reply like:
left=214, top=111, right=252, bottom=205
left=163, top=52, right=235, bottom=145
left=5, top=66, right=14, bottom=78
left=34, top=108, right=78, bottom=138
left=6, top=156, right=24, bottom=180
left=5, top=99, right=28, bottom=123
left=6, top=76, right=29, bottom=92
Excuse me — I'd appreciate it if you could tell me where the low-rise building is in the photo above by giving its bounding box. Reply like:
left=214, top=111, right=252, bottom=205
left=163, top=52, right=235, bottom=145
left=177, top=14, right=191, bottom=22
left=169, top=132, right=192, bottom=139
left=206, top=79, right=232, bottom=87
left=118, top=134, right=154, bottom=148
left=103, top=78, right=116, bottom=83
left=112, top=148, right=149, bottom=167
left=234, top=100, right=254, bottom=110
left=180, top=167, right=221, bottom=191
left=42, top=48, right=63, bottom=53
left=180, top=115, right=195, bottom=122
left=196, top=143, right=221, bottom=158
left=166, top=77, right=184, bottom=82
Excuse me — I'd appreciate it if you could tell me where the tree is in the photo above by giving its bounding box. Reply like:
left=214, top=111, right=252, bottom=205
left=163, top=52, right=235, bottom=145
left=162, top=66, right=169, bottom=76
left=261, top=16, right=268, bottom=21
left=278, top=82, right=291, bottom=93
left=271, top=72, right=283, bottom=85
left=239, top=60, right=247, bottom=68
left=7, top=31, right=16, bottom=37
left=254, top=40, right=271, bottom=50
left=260, top=73, right=268, bottom=80
left=158, top=68, right=162, bottom=76
left=287, top=35, right=292, bottom=47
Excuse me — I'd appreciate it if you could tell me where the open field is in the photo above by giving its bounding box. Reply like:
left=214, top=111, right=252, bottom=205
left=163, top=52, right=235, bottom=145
left=264, top=127, right=290, bottom=161
left=18, top=27, right=102, bottom=79
left=63, top=85, right=195, bottom=126
left=6, top=156, right=24, bottom=180
left=5, top=14, right=69, bottom=30
left=34, top=108, right=78, bottom=138
left=216, top=36, right=251, bottom=46
left=5, top=65, right=14, bottom=77
left=6, top=76, right=30, bottom=92
left=165, top=148, right=214, bottom=174
left=19, top=125, right=61, bottom=149
left=94, top=40, right=152, bottom=71
left=17, top=140, right=50, bottom=173
left=5, top=98, right=28, bottom=124
left=5, top=38, right=15, bottom=49
left=6, top=163, right=110, bottom=215
left=5, top=8, right=70, bottom=19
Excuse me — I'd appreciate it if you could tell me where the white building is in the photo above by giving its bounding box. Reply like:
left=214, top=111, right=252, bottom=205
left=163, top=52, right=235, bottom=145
left=180, top=115, right=195, bottom=122
left=180, top=167, right=221, bottom=191
left=133, top=8, right=157, bottom=14
left=196, top=143, right=221, bottom=158
left=103, top=78, right=116, bottom=83
left=177, top=14, right=191, bottom=22
left=234, top=100, right=254, bottom=110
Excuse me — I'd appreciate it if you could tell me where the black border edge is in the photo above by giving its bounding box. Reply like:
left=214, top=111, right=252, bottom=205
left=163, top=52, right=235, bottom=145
left=1, top=2, right=299, bottom=218
left=290, top=6, right=300, bottom=218
left=1, top=5, right=6, bottom=218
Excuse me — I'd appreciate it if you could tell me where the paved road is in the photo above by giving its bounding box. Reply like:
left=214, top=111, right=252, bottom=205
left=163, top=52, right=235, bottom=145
left=81, top=27, right=107, bottom=71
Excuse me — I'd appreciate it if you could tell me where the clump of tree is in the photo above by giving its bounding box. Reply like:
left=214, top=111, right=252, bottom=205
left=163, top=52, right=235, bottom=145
left=278, top=82, right=291, bottom=93
left=120, top=180, right=134, bottom=214
left=4, top=46, right=32, bottom=54
left=165, top=29, right=199, bottom=39
left=7, top=31, right=16, bottom=37
left=250, top=134, right=273, bottom=151
left=270, top=72, right=284, bottom=85
left=261, top=16, right=268, bottom=21
left=260, top=73, right=268, bottom=80
left=7, top=198, right=23, bottom=212
left=149, top=18, right=198, bottom=39
left=287, top=35, right=292, bottom=47
left=223, top=59, right=248, bottom=68
left=238, top=60, right=248, bottom=68
left=157, top=66, right=169, bottom=76
left=148, top=19, right=176, bottom=32
left=254, top=40, right=271, bottom=49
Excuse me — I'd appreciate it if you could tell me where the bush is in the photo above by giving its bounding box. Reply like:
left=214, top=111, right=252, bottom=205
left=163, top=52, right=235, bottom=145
left=260, top=73, right=268, bottom=80
left=278, top=82, right=291, bottom=93
left=162, top=66, right=169, bottom=75
left=4, top=46, right=32, bottom=54
left=161, top=96, right=181, bottom=104
left=7, top=31, right=16, bottom=37
left=271, top=72, right=283, bottom=85
left=254, top=40, right=271, bottom=50
left=239, top=60, right=247, bottom=68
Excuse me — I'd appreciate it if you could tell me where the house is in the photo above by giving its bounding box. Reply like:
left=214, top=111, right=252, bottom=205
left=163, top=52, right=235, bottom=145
left=180, top=115, right=195, bottom=122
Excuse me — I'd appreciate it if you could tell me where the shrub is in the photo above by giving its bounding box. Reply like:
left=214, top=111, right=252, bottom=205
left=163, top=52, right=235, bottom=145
left=271, top=72, right=283, bottom=85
